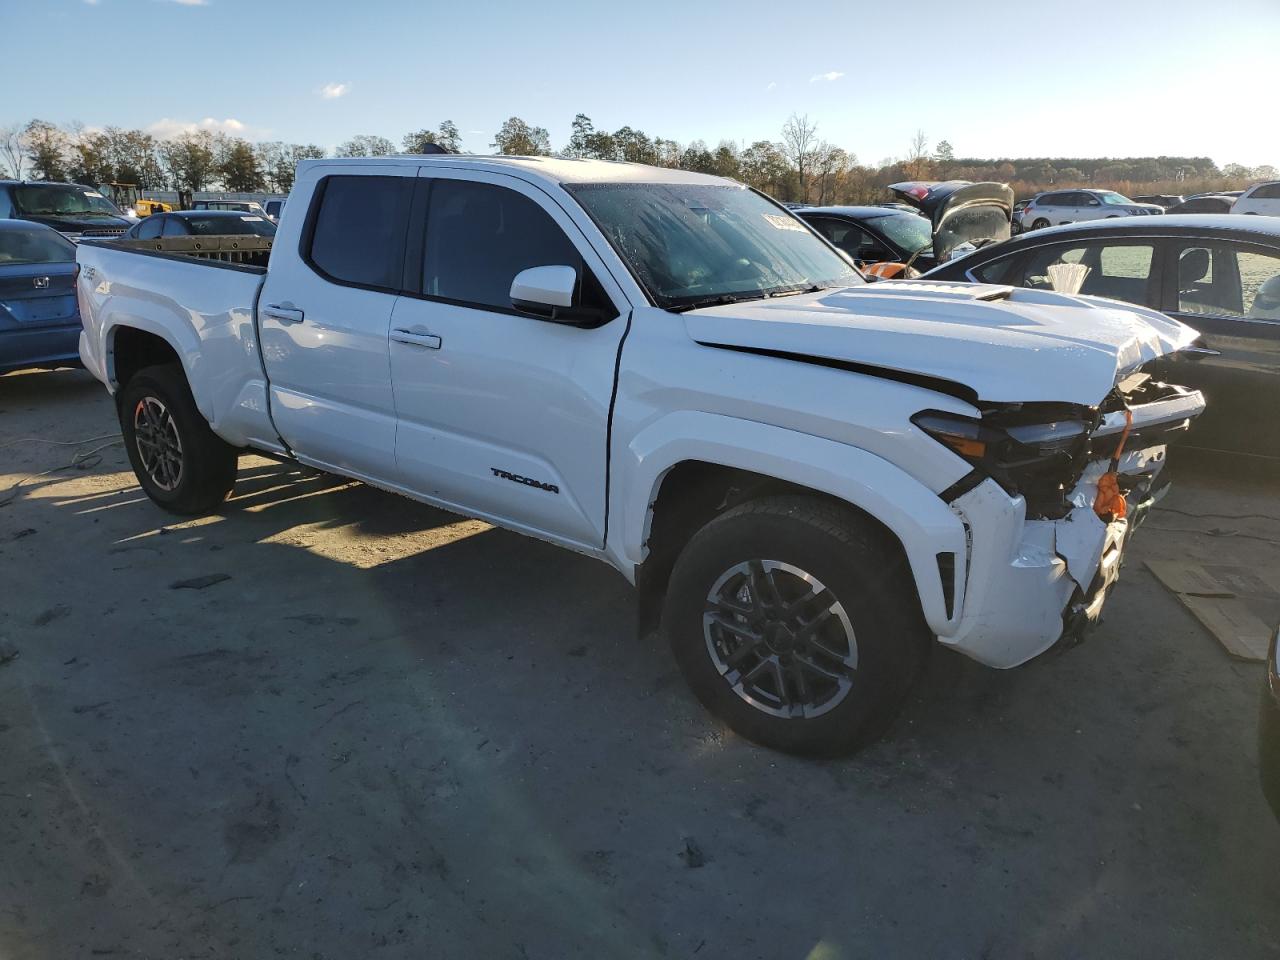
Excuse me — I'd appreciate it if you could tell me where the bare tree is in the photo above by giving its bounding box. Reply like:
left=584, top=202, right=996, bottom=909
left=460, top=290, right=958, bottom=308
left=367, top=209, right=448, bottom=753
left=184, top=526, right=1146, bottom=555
left=781, top=114, right=819, bottom=201
left=0, top=125, right=25, bottom=179
left=813, top=143, right=852, bottom=205
left=905, top=129, right=931, bottom=180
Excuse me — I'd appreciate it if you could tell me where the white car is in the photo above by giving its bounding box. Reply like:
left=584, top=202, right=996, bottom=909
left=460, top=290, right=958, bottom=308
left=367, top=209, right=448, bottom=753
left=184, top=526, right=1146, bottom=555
left=1232, top=181, right=1280, bottom=216
left=190, top=199, right=269, bottom=217
left=1020, top=189, right=1164, bottom=231
left=76, top=156, right=1205, bottom=755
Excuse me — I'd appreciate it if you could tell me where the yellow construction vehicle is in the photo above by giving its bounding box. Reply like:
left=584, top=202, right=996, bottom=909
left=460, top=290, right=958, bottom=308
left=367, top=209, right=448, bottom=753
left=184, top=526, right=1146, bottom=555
left=103, top=183, right=172, bottom=218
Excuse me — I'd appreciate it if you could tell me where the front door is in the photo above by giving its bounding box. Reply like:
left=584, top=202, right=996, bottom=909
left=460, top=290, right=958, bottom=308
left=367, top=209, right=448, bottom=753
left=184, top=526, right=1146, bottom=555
left=387, top=170, right=631, bottom=549
left=257, top=166, right=416, bottom=478
left=1160, top=240, right=1280, bottom=458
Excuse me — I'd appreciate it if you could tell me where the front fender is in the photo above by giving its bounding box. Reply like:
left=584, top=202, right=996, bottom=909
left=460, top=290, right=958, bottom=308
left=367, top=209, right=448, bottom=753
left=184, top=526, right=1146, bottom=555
left=610, top=410, right=967, bottom=637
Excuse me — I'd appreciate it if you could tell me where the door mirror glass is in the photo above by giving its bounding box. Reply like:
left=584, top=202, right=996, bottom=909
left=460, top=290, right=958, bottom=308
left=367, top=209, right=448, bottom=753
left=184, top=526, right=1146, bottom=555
left=511, top=264, right=577, bottom=313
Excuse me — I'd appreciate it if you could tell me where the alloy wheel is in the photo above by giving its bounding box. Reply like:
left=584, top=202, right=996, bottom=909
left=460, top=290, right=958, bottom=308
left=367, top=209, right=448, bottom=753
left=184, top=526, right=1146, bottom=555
left=703, top=560, right=857, bottom=719
left=133, top=396, right=184, bottom=492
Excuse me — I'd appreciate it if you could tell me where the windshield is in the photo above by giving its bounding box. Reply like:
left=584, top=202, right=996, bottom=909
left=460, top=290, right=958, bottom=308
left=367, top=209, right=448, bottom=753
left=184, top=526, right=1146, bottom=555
left=12, top=185, right=125, bottom=218
left=0, top=226, right=76, bottom=264
left=185, top=215, right=276, bottom=237
left=564, top=182, right=861, bottom=309
left=873, top=213, right=933, bottom=255
left=1099, top=191, right=1134, bottom=206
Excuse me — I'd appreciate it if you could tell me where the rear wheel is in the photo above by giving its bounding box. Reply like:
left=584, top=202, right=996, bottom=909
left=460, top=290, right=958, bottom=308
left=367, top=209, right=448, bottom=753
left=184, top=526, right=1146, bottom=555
left=1031, top=217, right=1050, bottom=230
left=119, top=363, right=237, bottom=514
left=662, top=496, right=929, bottom=756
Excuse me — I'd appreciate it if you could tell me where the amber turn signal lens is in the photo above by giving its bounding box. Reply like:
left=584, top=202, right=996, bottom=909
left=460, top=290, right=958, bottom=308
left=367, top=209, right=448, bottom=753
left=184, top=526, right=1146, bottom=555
left=940, top=435, right=986, bottom=458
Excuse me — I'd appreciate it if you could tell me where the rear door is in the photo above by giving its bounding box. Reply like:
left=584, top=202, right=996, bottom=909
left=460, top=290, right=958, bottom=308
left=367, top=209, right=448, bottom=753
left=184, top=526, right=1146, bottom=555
left=257, top=166, right=415, bottom=479
left=386, top=169, right=630, bottom=549
left=1159, top=240, right=1280, bottom=457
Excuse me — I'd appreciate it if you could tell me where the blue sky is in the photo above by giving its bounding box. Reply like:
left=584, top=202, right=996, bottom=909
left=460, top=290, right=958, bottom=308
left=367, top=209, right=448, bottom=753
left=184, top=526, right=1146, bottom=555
left=6, top=0, right=1279, bottom=166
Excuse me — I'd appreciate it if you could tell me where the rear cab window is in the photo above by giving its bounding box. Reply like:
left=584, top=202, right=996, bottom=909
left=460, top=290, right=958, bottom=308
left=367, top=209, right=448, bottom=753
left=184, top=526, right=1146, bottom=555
left=305, top=176, right=414, bottom=291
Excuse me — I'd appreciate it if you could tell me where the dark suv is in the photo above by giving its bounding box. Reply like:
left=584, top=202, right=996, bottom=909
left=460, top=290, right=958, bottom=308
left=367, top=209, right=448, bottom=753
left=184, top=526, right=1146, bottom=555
left=0, top=180, right=133, bottom=240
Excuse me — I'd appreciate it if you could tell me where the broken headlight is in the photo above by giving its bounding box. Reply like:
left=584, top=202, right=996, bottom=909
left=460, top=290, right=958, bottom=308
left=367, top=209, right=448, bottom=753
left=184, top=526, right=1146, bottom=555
left=912, top=410, right=1091, bottom=516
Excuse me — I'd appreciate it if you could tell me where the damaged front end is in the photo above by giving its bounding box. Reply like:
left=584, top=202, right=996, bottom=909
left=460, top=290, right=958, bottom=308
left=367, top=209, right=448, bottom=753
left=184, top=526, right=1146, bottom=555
left=920, top=368, right=1206, bottom=667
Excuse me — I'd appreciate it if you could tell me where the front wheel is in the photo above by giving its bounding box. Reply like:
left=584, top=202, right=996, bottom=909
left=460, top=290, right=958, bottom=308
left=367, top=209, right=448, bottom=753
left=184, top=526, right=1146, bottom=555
left=1031, top=217, right=1050, bottom=230
left=119, top=363, right=238, bottom=514
left=662, top=496, right=929, bottom=756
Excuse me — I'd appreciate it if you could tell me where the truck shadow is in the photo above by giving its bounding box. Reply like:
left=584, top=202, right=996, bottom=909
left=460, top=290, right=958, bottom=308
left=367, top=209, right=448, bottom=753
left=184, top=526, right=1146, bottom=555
left=6, top=366, right=1279, bottom=958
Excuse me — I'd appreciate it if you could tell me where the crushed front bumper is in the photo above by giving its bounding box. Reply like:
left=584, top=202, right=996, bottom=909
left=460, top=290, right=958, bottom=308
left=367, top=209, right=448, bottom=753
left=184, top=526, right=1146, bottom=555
left=936, top=384, right=1203, bottom=668
left=939, top=475, right=1147, bottom=668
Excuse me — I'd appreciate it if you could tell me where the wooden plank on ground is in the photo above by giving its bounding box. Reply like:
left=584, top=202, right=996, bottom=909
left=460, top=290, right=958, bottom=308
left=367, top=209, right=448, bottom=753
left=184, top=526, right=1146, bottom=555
left=1146, top=560, right=1274, bottom=662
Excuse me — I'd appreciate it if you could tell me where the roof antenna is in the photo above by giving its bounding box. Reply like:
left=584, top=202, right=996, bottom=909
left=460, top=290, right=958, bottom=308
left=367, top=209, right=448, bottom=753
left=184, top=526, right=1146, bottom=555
left=420, top=143, right=453, bottom=155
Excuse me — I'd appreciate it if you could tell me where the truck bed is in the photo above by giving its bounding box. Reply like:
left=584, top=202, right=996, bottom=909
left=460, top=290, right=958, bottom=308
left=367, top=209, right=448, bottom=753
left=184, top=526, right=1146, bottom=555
left=91, top=235, right=274, bottom=270
left=76, top=238, right=283, bottom=452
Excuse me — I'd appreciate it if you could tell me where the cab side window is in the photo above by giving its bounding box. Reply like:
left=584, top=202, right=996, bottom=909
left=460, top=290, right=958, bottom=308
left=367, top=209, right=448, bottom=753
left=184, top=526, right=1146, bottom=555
left=307, top=175, right=414, bottom=291
left=421, top=179, right=612, bottom=317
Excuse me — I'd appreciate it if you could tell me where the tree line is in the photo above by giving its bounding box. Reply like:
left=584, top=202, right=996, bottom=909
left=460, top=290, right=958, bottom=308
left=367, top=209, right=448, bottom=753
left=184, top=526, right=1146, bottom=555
left=1, top=114, right=1273, bottom=202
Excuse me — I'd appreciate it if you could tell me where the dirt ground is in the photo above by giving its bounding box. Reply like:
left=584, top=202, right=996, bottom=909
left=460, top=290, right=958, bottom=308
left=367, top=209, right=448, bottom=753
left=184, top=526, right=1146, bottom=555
left=1, top=367, right=1278, bottom=959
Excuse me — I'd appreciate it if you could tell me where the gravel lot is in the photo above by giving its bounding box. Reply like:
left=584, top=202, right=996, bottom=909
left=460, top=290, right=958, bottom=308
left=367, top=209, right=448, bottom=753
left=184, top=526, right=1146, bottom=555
left=2, top=367, right=1278, bottom=959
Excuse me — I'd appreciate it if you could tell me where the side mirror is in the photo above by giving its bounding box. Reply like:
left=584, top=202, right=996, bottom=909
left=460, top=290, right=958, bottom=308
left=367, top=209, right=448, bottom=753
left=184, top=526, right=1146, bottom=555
left=510, top=265, right=603, bottom=325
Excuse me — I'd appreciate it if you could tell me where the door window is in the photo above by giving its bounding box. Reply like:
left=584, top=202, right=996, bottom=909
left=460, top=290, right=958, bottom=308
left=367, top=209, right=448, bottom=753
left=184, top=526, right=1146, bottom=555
left=421, top=179, right=598, bottom=313
left=806, top=217, right=891, bottom=262
left=306, top=175, right=414, bottom=291
left=969, top=255, right=1017, bottom=284
left=161, top=217, right=189, bottom=237
left=1018, top=242, right=1155, bottom=304
left=1176, top=244, right=1280, bottom=318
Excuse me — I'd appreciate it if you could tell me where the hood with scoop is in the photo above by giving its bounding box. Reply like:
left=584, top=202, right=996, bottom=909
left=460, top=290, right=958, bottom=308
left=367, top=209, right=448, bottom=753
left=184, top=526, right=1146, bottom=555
left=683, top=280, right=1199, bottom=406
left=888, top=180, right=1014, bottom=263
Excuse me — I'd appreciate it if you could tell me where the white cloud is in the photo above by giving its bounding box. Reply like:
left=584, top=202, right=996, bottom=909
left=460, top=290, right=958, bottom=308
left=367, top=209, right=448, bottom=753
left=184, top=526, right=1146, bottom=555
left=162, top=0, right=211, bottom=6
left=145, top=117, right=265, bottom=140
left=320, top=82, right=350, bottom=100
left=766, top=81, right=777, bottom=91
left=809, top=71, right=844, bottom=83
left=83, top=0, right=101, bottom=6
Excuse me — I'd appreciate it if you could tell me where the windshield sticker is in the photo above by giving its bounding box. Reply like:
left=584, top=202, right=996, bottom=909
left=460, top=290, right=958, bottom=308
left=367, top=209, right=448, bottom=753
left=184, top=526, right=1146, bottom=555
left=763, top=214, right=806, bottom=232
left=83, top=191, right=104, bottom=198
left=240, top=216, right=265, bottom=221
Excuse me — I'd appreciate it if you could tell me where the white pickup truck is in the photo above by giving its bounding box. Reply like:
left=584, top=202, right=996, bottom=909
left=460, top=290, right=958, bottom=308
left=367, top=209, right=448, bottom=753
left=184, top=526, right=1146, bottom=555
left=77, top=156, right=1205, bottom=755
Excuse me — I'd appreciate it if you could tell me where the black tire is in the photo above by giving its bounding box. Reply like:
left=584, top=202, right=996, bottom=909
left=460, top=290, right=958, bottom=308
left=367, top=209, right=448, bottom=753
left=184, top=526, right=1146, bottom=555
left=662, top=495, right=929, bottom=756
left=1031, top=217, right=1050, bottom=230
left=118, top=363, right=237, bottom=515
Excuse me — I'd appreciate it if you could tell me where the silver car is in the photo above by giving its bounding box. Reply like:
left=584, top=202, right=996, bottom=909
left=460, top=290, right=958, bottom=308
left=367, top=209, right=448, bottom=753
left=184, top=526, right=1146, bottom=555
left=1019, top=189, right=1163, bottom=231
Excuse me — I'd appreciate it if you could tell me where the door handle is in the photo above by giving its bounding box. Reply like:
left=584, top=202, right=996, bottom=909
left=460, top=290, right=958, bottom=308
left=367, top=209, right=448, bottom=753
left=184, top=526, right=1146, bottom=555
left=391, top=328, right=442, bottom=349
left=263, top=303, right=305, bottom=324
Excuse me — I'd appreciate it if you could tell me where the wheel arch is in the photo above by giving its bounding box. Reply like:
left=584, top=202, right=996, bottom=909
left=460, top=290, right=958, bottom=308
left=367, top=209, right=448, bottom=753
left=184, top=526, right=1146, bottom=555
left=104, top=320, right=210, bottom=419
left=614, top=412, right=968, bottom=639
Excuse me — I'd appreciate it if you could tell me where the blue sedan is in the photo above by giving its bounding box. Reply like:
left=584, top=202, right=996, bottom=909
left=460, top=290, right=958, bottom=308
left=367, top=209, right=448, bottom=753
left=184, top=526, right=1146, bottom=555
left=0, top=220, right=81, bottom=374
